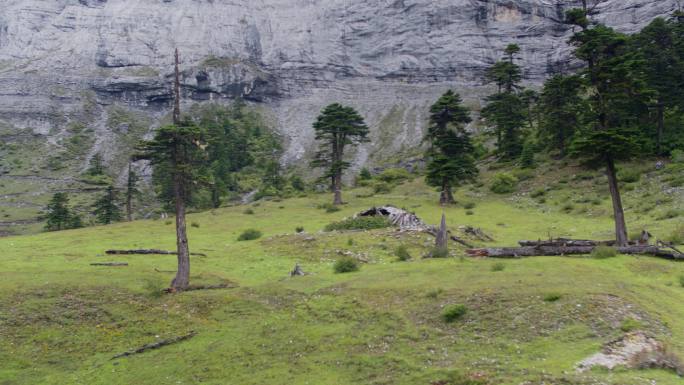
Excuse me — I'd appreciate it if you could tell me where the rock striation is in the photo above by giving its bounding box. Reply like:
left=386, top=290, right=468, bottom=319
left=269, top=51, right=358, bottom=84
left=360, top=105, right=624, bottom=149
left=0, top=0, right=678, bottom=173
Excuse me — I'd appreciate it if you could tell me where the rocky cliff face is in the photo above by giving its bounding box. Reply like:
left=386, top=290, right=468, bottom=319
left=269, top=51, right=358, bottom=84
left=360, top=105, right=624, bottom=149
left=0, top=0, right=677, bottom=175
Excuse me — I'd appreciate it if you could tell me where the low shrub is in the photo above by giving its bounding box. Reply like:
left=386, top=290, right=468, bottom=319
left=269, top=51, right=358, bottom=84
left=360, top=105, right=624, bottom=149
left=442, top=304, right=468, bottom=323
left=657, top=209, right=681, bottom=220
left=618, top=168, right=642, bottom=183
left=543, top=293, right=562, bottom=302
left=333, top=257, right=359, bottom=273
left=668, top=224, right=684, bottom=245
left=295, top=226, right=304, bottom=233
left=317, top=203, right=341, bottom=213
left=490, top=173, right=518, bottom=194
left=395, top=245, right=412, bottom=261
left=428, top=247, right=449, bottom=258
left=165, top=220, right=172, bottom=225
left=426, top=288, right=444, bottom=299
left=324, top=216, right=392, bottom=232
left=372, top=181, right=393, bottom=194
left=463, top=202, right=476, bottom=209
left=491, top=262, right=505, bottom=272
left=530, top=188, right=546, bottom=198
left=561, top=203, right=575, bottom=213
left=190, top=222, right=200, bottom=228
left=513, top=168, right=535, bottom=182
left=591, top=246, right=617, bottom=259
left=465, top=210, right=474, bottom=216
left=238, top=229, right=262, bottom=241
left=243, top=208, right=255, bottom=215
left=620, top=318, right=643, bottom=332
left=376, top=168, right=411, bottom=183
left=347, top=238, right=355, bottom=246
left=142, top=278, right=166, bottom=298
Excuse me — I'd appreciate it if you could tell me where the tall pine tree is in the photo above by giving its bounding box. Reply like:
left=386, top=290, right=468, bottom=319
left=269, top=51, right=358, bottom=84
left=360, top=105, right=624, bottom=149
left=424, top=91, right=477, bottom=204
left=568, top=12, right=650, bottom=246
left=93, top=185, right=122, bottom=225
left=311, top=103, right=369, bottom=205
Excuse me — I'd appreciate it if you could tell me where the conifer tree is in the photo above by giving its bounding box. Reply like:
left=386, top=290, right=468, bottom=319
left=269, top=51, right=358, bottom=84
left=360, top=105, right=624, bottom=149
left=568, top=14, right=650, bottom=246
left=482, top=44, right=527, bottom=159
left=136, top=49, right=208, bottom=291
left=424, top=91, right=477, bottom=204
left=538, top=74, right=585, bottom=156
left=311, top=103, right=369, bottom=205
left=93, top=185, right=122, bottom=225
left=45, top=193, right=82, bottom=231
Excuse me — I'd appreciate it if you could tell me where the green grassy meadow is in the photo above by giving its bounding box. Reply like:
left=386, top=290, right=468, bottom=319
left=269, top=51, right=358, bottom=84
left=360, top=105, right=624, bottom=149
left=1, top=166, right=684, bottom=384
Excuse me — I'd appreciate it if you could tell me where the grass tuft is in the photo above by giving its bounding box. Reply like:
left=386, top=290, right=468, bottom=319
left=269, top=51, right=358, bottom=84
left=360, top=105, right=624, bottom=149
left=333, top=257, right=359, bottom=273
left=442, top=304, right=468, bottom=323
left=238, top=229, right=262, bottom=241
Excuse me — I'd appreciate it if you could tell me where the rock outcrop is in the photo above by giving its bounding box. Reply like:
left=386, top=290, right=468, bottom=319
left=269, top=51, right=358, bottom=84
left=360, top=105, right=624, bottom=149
left=0, top=0, right=677, bottom=173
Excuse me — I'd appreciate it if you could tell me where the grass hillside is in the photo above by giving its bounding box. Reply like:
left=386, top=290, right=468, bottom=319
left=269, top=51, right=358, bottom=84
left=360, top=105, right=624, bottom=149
left=1, top=160, right=684, bottom=385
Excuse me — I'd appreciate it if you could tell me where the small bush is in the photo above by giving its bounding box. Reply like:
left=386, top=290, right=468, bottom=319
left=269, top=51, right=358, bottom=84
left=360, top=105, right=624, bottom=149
left=143, top=278, right=166, bottom=298
left=295, top=226, right=304, bottom=233
left=376, top=168, right=411, bottom=183
left=324, top=216, right=392, bottom=232
left=347, top=238, right=355, bottom=246
left=318, top=203, right=341, bottom=213
left=465, top=210, right=474, bottom=216
left=679, top=275, right=684, bottom=288
left=491, top=262, right=505, bottom=272
left=531, top=188, right=546, bottom=198
left=372, top=181, right=393, bottom=194
left=513, top=168, right=535, bottom=182
left=591, top=246, right=618, bottom=259
left=358, top=167, right=372, bottom=181
left=238, top=229, right=262, bottom=241
left=190, top=222, right=200, bottom=228
left=561, top=203, right=575, bottom=213
left=395, top=245, right=412, bottom=261
left=244, top=208, right=255, bottom=215
left=657, top=209, right=681, bottom=220
left=333, top=257, right=359, bottom=273
left=543, top=293, right=562, bottom=302
left=428, top=247, right=449, bottom=258
left=618, top=168, right=642, bottom=183
left=620, top=318, right=643, bottom=332
left=463, top=202, right=476, bottom=209
left=442, top=304, right=468, bottom=323
left=671, top=149, right=684, bottom=163
left=490, top=173, right=518, bottom=194
left=165, top=220, right=172, bottom=225
left=426, top=288, right=444, bottom=299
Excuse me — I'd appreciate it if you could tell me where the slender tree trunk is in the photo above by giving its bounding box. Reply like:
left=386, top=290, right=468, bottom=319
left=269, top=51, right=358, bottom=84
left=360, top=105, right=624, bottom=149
left=656, top=102, right=664, bottom=156
left=440, top=179, right=454, bottom=205
left=170, top=48, right=190, bottom=291
left=606, top=157, right=628, bottom=246
left=171, top=174, right=190, bottom=290
left=126, top=164, right=133, bottom=222
left=333, top=172, right=343, bottom=205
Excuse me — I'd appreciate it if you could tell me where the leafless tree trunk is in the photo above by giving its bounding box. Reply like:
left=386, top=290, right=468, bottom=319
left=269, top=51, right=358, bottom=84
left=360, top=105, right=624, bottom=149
left=435, top=213, right=448, bottom=250
left=440, top=179, right=454, bottom=205
left=606, top=157, right=628, bottom=246
left=333, top=172, right=343, bottom=205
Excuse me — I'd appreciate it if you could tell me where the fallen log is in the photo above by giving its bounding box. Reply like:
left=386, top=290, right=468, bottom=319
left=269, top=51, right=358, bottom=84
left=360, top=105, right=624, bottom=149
left=425, top=228, right=473, bottom=248
left=467, top=245, right=683, bottom=260
left=518, top=239, right=624, bottom=247
left=106, top=249, right=207, bottom=257
left=112, top=331, right=196, bottom=359
left=463, top=226, right=495, bottom=242
left=90, top=262, right=129, bottom=267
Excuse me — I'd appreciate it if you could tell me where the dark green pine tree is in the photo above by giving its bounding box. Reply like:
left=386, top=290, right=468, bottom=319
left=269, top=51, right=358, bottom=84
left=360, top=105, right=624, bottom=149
left=568, top=17, right=650, bottom=246
left=482, top=44, right=527, bottom=159
left=311, top=103, right=369, bottom=206
left=538, top=74, right=585, bottom=156
left=45, top=193, right=82, bottom=231
left=125, top=163, right=140, bottom=221
left=135, top=49, right=209, bottom=291
left=424, top=90, right=477, bottom=205
left=87, top=153, right=105, bottom=176
left=93, top=185, right=123, bottom=225
left=632, top=17, right=684, bottom=154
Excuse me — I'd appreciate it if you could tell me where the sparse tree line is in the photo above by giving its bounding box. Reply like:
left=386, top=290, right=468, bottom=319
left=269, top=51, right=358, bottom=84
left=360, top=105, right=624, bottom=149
left=42, top=8, right=684, bottom=289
